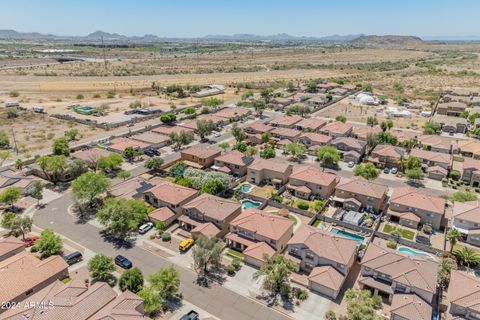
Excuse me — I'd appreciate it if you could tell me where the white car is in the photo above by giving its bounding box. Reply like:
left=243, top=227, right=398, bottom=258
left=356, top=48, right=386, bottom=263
left=213, top=132, right=221, bottom=138
left=347, top=161, right=355, bottom=168
left=138, top=222, right=154, bottom=234
left=391, top=167, right=398, bottom=174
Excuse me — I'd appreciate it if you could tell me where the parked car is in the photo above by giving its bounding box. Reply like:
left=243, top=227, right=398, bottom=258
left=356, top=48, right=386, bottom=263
left=383, top=167, right=390, bottom=174
left=138, top=222, right=154, bottom=234
left=63, top=251, right=83, bottom=265
left=213, top=132, right=221, bottom=138
left=126, top=123, right=134, bottom=127
left=179, top=238, right=194, bottom=252
left=23, top=236, right=38, bottom=247
left=347, top=161, right=355, bottom=168
left=115, top=255, right=133, bottom=269
left=390, top=167, right=398, bottom=174
left=144, top=148, right=160, bottom=157
left=180, top=310, right=199, bottom=320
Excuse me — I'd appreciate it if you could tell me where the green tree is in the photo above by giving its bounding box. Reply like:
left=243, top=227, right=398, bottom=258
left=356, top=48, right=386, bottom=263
left=404, top=155, right=422, bottom=170
left=192, top=235, right=224, bottom=276
left=36, top=155, right=68, bottom=183
left=252, top=99, right=266, bottom=117
left=260, top=147, right=276, bottom=159
left=52, top=137, right=70, bottom=156
left=404, top=167, right=424, bottom=182
left=137, top=286, right=162, bottom=316
left=261, top=132, right=270, bottom=144
left=117, top=170, right=131, bottom=180
left=0, top=131, right=9, bottom=148
left=283, top=143, right=306, bottom=161
left=96, top=154, right=123, bottom=173
left=33, top=229, right=63, bottom=258
left=168, top=161, right=186, bottom=178
left=30, top=181, right=44, bottom=207
left=201, top=179, right=224, bottom=195
left=160, top=113, right=176, bottom=124
left=218, top=142, right=230, bottom=152
left=119, top=267, right=144, bottom=293
left=366, top=116, right=378, bottom=127
left=286, top=81, right=295, bottom=93
left=183, top=106, right=196, bottom=115
left=241, top=90, right=254, bottom=100
left=253, top=255, right=297, bottom=299
left=454, top=246, right=480, bottom=270
left=68, top=159, right=87, bottom=178
left=344, top=289, right=382, bottom=320
left=0, top=186, right=22, bottom=210
left=376, top=132, right=397, bottom=145
left=447, top=229, right=462, bottom=253
left=423, top=121, right=442, bottom=135
left=245, top=146, right=258, bottom=156
left=149, top=266, right=180, bottom=300
left=71, top=172, right=111, bottom=209
left=196, top=119, right=214, bottom=140
left=64, top=129, right=80, bottom=141
left=317, top=146, right=340, bottom=168
left=129, top=100, right=142, bottom=109
left=123, top=146, right=143, bottom=162
left=201, top=97, right=223, bottom=110
left=1, top=212, right=16, bottom=231
left=2, top=215, right=32, bottom=240
left=145, top=157, right=164, bottom=171
left=233, top=142, right=248, bottom=153
left=260, top=88, right=273, bottom=103
left=15, top=159, right=24, bottom=170
left=231, top=123, right=246, bottom=142
left=169, top=131, right=194, bottom=150
left=306, top=82, right=318, bottom=93
left=353, top=163, right=380, bottom=180
left=335, top=115, right=347, bottom=123
left=88, top=253, right=115, bottom=281
left=452, top=190, right=478, bottom=202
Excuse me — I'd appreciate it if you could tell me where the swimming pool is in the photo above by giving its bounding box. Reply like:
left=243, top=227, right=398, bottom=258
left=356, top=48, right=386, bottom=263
left=331, top=228, right=364, bottom=245
left=238, top=183, right=253, bottom=193
left=398, top=246, right=431, bottom=258
left=241, top=199, right=261, bottom=210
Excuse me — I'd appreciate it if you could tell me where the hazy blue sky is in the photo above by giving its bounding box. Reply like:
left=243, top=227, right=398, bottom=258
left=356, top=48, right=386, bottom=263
left=2, top=0, right=480, bottom=38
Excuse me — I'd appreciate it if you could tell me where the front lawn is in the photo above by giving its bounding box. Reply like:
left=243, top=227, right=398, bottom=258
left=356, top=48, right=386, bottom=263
left=226, top=248, right=245, bottom=259
left=383, top=224, right=415, bottom=240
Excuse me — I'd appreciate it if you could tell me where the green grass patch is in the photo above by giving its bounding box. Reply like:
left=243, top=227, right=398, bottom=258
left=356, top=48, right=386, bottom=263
left=383, top=225, right=415, bottom=240
left=226, top=248, right=245, bottom=259
left=383, top=224, right=395, bottom=233
left=312, top=219, right=321, bottom=227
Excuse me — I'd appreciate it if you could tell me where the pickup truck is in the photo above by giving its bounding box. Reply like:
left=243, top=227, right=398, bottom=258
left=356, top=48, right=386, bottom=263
left=180, top=310, right=199, bottom=320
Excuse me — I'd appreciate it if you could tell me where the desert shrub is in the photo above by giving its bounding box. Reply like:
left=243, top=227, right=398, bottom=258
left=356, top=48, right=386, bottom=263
left=161, top=232, right=171, bottom=242
left=422, top=224, right=432, bottom=235
left=231, top=258, right=242, bottom=270
left=386, top=241, right=397, bottom=249
left=225, top=264, right=236, bottom=276
left=296, top=200, right=309, bottom=210
left=450, top=170, right=460, bottom=181
left=296, top=288, right=309, bottom=301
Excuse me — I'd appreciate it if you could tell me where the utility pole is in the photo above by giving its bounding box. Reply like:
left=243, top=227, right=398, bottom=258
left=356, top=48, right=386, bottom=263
left=11, top=129, right=18, bottom=155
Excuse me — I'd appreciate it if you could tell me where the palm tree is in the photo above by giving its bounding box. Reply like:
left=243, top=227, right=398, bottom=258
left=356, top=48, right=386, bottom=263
left=453, top=246, right=480, bottom=270
left=447, top=229, right=462, bottom=253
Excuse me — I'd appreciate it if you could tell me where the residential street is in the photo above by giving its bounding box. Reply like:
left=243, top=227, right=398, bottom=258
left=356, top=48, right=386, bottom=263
left=33, top=192, right=291, bottom=320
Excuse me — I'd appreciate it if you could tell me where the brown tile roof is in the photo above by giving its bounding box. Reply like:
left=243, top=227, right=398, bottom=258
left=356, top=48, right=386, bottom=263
left=181, top=145, right=221, bottom=159
left=246, top=122, right=274, bottom=133
left=299, top=132, right=332, bottom=144
left=390, top=293, right=432, bottom=320
left=361, top=243, right=437, bottom=295
left=152, top=125, right=193, bottom=136
left=389, top=130, right=418, bottom=143
left=417, top=135, right=456, bottom=151
left=148, top=207, right=175, bottom=222
left=145, top=181, right=197, bottom=206
left=410, top=148, right=452, bottom=165
left=243, top=241, right=275, bottom=262
left=0, top=236, right=24, bottom=258
left=426, top=165, right=448, bottom=175
left=371, top=144, right=406, bottom=159
left=321, top=121, right=353, bottom=135
left=230, top=209, right=293, bottom=241
left=270, top=115, right=303, bottom=127
left=108, top=177, right=154, bottom=199
left=191, top=222, right=221, bottom=238
left=197, top=114, right=227, bottom=125
left=131, top=131, right=169, bottom=145
left=0, top=252, right=68, bottom=302
left=453, top=200, right=480, bottom=224
left=463, top=157, right=480, bottom=172
left=352, top=126, right=382, bottom=140
left=295, top=118, right=326, bottom=130
left=90, top=289, right=149, bottom=320
left=448, top=270, right=480, bottom=311
left=271, top=127, right=302, bottom=139
left=289, top=166, right=339, bottom=187
left=183, top=193, right=241, bottom=222
left=248, top=158, right=293, bottom=173
left=332, top=137, right=366, bottom=149
left=288, top=225, right=357, bottom=264
left=109, top=137, right=150, bottom=152
left=308, top=266, right=345, bottom=292
left=214, top=107, right=251, bottom=119
left=177, top=119, right=198, bottom=131
left=390, top=186, right=445, bottom=215
left=336, top=177, right=388, bottom=199
left=459, top=140, right=480, bottom=155
left=215, top=151, right=254, bottom=167
left=71, top=148, right=113, bottom=164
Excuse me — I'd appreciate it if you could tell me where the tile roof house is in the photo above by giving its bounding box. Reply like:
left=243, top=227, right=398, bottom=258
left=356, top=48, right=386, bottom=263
left=270, top=127, right=302, bottom=142
left=0, top=236, right=24, bottom=262
left=244, top=122, right=274, bottom=134
left=367, top=144, right=406, bottom=169
left=1, top=280, right=150, bottom=320
left=359, top=243, right=438, bottom=305
left=108, top=177, right=157, bottom=199
left=287, top=166, right=339, bottom=200
left=0, top=167, right=40, bottom=194
left=390, top=293, right=432, bottom=320
left=286, top=225, right=357, bottom=299
left=333, top=177, right=388, bottom=213
left=131, top=131, right=170, bottom=148
left=295, top=118, right=326, bottom=132
left=462, top=157, right=480, bottom=187
left=417, top=135, right=456, bottom=154
left=196, top=114, right=230, bottom=127
left=180, top=193, right=242, bottom=238
left=388, top=186, right=446, bottom=230
left=108, top=137, right=151, bottom=153
left=432, top=114, right=469, bottom=134
left=410, top=148, right=452, bottom=170
left=270, top=115, right=303, bottom=128
left=180, top=145, right=221, bottom=169
left=213, top=151, right=254, bottom=176
left=152, top=125, right=194, bottom=136
left=352, top=126, right=382, bottom=141
left=214, top=106, right=252, bottom=121
left=0, top=252, right=69, bottom=305
left=177, top=119, right=199, bottom=131
left=452, top=200, right=480, bottom=247
left=148, top=207, right=177, bottom=227
left=298, top=133, right=332, bottom=154
left=458, top=140, right=480, bottom=159
left=144, top=180, right=198, bottom=214
left=447, top=270, right=480, bottom=320
left=389, top=130, right=418, bottom=144
left=319, top=121, right=353, bottom=138
left=71, top=148, right=113, bottom=168
left=436, top=101, right=468, bottom=117
left=225, top=209, right=294, bottom=268
left=246, top=158, right=293, bottom=187
left=331, top=137, right=367, bottom=162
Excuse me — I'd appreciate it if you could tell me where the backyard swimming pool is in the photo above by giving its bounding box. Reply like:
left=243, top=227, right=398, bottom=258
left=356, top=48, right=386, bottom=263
left=398, top=246, right=431, bottom=258
left=238, top=183, right=253, bottom=193
left=331, top=228, right=364, bottom=245
left=241, top=199, right=261, bottom=210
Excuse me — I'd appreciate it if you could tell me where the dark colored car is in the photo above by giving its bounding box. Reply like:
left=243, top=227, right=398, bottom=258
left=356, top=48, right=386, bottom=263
left=143, top=148, right=160, bottom=157
left=64, top=251, right=83, bottom=265
left=180, top=310, right=199, bottom=320
left=383, top=167, right=390, bottom=174
left=115, top=255, right=132, bottom=269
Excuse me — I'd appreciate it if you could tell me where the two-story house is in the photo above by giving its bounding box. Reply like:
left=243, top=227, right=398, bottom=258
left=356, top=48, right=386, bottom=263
left=331, top=137, right=367, bottom=163
left=270, top=115, right=303, bottom=128
left=448, top=270, right=480, bottom=320
left=359, top=243, right=437, bottom=306
left=352, top=126, right=382, bottom=141
left=225, top=208, right=294, bottom=268
left=409, top=148, right=452, bottom=170
left=452, top=200, right=480, bottom=246
left=367, top=145, right=406, bottom=169
left=319, top=121, right=353, bottom=138
left=388, top=186, right=446, bottom=230
left=179, top=193, right=242, bottom=238
left=287, top=166, right=339, bottom=200
left=333, top=177, right=388, bottom=213
left=213, top=151, right=254, bottom=176
left=144, top=180, right=198, bottom=215
left=458, top=140, right=480, bottom=159
left=298, top=132, right=332, bottom=155
left=270, top=127, right=302, bottom=142
left=180, top=145, right=221, bottom=169
left=462, top=157, right=480, bottom=187
left=417, top=135, right=456, bottom=154
left=246, top=158, right=293, bottom=187
left=286, top=225, right=357, bottom=299
left=294, top=118, right=326, bottom=132
left=213, top=106, right=252, bottom=121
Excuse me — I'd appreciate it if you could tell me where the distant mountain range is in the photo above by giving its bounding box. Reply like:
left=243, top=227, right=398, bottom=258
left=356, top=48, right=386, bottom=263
left=350, top=35, right=425, bottom=45
left=202, top=33, right=363, bottom=41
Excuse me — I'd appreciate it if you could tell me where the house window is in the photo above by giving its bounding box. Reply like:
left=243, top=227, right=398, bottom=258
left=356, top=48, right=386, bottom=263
left=290, top=247, right=300, bottom=256
left=306, top=252, right=315, bottom=260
